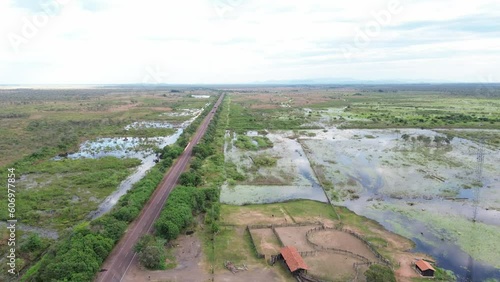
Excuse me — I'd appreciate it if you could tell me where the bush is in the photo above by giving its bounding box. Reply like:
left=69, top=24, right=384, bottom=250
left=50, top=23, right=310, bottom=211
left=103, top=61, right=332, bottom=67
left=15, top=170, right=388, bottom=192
left=20, top=234, right=43, bottom=253
left=135, top=235, right=166, bottom=270
left=252, top=155, right=277, bottom=167
left=179, top=171, right=202, bottom=187
left=365, top=264, right=396, bottom=282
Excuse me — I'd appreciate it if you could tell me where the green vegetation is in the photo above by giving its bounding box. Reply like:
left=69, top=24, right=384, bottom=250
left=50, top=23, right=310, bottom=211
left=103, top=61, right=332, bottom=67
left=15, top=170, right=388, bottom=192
left=378, top=203, right=500, bottom=268
left=336, top=94, right=500, bottom=129
left=154, top=186, right=220, bottom=241
left=228, top=101, right=318, bottom=130
left=364, top=264, right=396, bottom=282
left=179, top=171, right=203, bottom=187
left=20, top=94, right=218, bottom=281
left=234, top=135, right=273, bottom=150
left=134, top=235, right=167, bottom=270
left=26, top=160, right=168, bottom=281
left=252, top=154, right=278, bottom=167
left=0, top=89, right=215, bottom=167
left=0, top=157, right=141, bottom=230
left=220, top=200, right=339, bottom=225
left=225, top=90, right=500, bottom=132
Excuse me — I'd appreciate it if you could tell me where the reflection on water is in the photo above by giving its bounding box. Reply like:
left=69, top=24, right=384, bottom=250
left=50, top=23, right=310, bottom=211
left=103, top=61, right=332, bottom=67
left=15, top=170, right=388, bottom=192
left=55, top=129, right=183, bottom=219
left=221, top=131, right=329, bottom=205
left=340, top=157, right=500, bottom=281
left=376, top=210, right=500, bottom=281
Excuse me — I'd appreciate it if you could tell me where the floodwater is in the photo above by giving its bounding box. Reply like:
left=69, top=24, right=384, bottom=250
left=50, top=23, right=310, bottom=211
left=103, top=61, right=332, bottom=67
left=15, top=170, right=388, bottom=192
left=55, top=132, right=190, bottom=219
left=223, top=127, right=500, bottom=281
left=63, top=130, right=183, bottom=219
left=301, top=128, right=500, bottom=281
left=60, top=108, right=206, bottom=218
left=352, top=207, right=500, bottom=281
left=221, top=131, right=328, bottom=205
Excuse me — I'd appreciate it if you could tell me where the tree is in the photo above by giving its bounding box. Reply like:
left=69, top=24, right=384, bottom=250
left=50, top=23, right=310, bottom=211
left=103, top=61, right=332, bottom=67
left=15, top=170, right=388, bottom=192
left=190, top=157, right=203, bottom=171
left=193, top=143, right=214, bottom=159
left=155, top=220, right=179, bottom=240
left=134, top=234, right=155, bottom=253
left=161, top=145, right=183, bottom=159
left=90, top=215, right=127, bottom=242
left=179, top=171, right=202, bottom=187
left=135, top=235, right=166, bottom=270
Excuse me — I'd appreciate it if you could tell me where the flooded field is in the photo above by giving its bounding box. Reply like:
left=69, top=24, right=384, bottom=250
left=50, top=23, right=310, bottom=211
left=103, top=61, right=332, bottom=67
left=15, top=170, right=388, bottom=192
left=55, top=108, right=206, bottom=218
left=222, top=128, right=500, bottom=280
left=221, top=131, right=328, bottom=204
left=59, top=131, right=182, bottom=219
left=300, top=128, right=500, bottom=281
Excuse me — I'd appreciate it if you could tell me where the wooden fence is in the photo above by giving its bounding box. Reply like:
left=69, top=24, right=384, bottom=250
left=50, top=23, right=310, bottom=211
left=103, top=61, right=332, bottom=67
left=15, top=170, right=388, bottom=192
left=305, top=226, right=392, bottom=268
left=246, top=226, right=265, bottom=259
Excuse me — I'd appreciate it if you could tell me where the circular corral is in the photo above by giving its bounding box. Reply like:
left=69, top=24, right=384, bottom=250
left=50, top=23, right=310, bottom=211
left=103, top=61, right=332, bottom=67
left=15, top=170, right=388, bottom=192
left=307, top=229, right=378, bottom=262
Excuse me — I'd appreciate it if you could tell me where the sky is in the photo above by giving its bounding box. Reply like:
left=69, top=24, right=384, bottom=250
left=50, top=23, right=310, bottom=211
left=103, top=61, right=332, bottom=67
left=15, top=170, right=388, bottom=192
left=1, top=0, right=500, bottom=84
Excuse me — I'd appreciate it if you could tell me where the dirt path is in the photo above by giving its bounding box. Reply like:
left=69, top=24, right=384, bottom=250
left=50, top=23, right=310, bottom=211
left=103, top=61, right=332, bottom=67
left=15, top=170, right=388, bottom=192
left=124, top=235, right=210, bottom=282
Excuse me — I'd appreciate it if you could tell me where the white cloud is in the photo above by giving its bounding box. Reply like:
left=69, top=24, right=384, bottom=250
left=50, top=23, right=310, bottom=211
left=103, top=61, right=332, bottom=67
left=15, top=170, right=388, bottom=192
left=1, top=0, right=499, bottom=84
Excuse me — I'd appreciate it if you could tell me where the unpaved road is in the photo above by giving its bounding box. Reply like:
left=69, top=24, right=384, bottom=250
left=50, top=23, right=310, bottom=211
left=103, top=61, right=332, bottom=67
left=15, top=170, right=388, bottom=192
left=95, top=94, right=224, bottom=282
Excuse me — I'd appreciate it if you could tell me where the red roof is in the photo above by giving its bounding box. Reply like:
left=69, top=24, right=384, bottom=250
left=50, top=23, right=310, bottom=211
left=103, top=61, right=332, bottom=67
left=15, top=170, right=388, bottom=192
left=415, top=260, right=435, bottom=272
left=280, top=246, right=308, bottom=272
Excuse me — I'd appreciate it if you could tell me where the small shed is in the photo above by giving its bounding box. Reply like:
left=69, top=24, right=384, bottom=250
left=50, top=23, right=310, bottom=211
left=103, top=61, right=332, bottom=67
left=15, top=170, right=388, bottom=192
left=280, top=246, right=308, bottom=274
left=415, top=260, right=435, bottom=277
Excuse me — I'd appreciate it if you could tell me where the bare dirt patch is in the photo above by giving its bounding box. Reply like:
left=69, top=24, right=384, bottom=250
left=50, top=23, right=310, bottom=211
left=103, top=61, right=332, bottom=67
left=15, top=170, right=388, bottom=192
left=222, top=208, right=292, bottom=226
left=274, top=225, right=321, bottom=252
left=308, top=229, right=378, bottom=262
left=250, top=228, right=282, bottom=256
left=124, top=234, right=209, bottom=282
left=216, top=267, right=289, bottom=282
left=304, top=252, right=361, bottom=281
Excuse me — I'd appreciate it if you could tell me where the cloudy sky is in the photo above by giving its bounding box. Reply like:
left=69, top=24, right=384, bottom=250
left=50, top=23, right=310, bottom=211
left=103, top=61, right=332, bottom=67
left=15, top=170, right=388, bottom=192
left=1, top=0, right=499, bottom=84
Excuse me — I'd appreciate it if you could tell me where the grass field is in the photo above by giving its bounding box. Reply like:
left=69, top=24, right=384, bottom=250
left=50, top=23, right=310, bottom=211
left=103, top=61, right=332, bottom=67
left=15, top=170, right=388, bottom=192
left=0, top=157, right=141, bottom=230
left=226, top=89, right=500, bottom=132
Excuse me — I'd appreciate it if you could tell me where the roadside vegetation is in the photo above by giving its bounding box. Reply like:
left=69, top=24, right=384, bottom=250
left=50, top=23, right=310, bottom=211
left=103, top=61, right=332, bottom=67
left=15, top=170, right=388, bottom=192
left=135, top=94, right=225, bottom=270
left=16, top=92, right=218, bottom=281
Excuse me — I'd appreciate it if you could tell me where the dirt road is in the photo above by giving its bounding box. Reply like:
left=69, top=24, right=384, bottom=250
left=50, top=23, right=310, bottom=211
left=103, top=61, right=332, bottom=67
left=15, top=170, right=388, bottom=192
left=95, top=94, right=225, bottom=282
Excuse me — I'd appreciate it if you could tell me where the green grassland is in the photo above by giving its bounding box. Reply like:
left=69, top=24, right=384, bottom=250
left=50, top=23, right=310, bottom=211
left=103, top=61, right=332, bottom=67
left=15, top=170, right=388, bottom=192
left=336, top=92, right=500, bottom=129
left=0, top=157, right=141, bottom=230
left=226, top=90, right=500, bottom=132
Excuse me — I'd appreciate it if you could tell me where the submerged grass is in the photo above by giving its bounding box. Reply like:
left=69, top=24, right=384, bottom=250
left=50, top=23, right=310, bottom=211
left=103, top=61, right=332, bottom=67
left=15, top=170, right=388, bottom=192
left=381, top=203, right=500, bottom=268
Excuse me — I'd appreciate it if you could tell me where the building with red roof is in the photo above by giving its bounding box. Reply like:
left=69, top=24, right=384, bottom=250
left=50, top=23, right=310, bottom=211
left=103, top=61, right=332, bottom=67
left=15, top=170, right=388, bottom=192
left=280, top=246, right=308, bottom=274
left=415, top=259, right=435, bottom=277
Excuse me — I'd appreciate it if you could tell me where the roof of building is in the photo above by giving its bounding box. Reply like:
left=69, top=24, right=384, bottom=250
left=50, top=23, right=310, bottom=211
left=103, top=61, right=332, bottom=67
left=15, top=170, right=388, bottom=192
left=280, top=246, right=308, bottom=272
left=415, top=260, right=435, bottom=272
